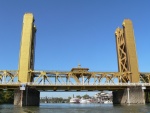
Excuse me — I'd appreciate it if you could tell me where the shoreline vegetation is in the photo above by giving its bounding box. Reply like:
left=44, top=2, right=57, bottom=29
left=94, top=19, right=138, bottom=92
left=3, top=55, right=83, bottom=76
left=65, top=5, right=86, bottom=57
left=0, top=91, right=14, bottom=104
left=0, top=91, right=92, bottom=104
left=40, top=94, right=93, bottom=103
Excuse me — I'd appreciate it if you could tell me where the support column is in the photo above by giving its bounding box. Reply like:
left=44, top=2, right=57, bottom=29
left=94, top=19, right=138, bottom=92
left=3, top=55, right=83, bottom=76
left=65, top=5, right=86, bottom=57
left=14, top=87, right=40, bottom=106
left=145, top=90, right=150, bottom=103
left=113, top=86, right=145, bottom=104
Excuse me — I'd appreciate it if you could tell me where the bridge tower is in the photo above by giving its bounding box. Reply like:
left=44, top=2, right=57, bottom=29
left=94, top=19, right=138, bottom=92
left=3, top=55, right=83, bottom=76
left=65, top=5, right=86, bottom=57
left=18, top=13, right=36, bottom=82
left=113, top=19, right=145, bottom=104
left=115, top=19, right=139, bottom=83
left=14, top=13, right=39, bottom=106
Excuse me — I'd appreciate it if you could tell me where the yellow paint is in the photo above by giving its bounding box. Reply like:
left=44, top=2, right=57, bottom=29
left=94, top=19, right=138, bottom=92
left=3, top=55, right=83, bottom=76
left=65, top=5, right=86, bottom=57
left=18, top=13, right=36, bottom=82
left=115, top=19, right=139, bottom=83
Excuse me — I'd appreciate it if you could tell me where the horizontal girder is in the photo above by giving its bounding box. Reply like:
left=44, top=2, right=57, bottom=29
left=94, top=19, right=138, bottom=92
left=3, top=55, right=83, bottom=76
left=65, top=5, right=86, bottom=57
left=0, top=82, right=150, bottom=91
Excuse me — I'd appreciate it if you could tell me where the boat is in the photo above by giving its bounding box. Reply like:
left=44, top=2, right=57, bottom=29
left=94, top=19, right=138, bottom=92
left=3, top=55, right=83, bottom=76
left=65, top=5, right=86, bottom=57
left=104, top=100, right=112, bottom=104
left=80, top=98, right=92, bottom=104
left=80, top=98, right=87, bottom=104
left=45, top=101, right=47, bottom=103
left=70, top=98, right=80, bottom=103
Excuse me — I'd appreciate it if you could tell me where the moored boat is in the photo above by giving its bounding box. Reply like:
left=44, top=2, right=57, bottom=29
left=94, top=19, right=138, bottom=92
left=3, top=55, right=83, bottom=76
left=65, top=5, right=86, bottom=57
left=70, top=98, right=80, bottom=103
left=104, top=100, right=112, bottom=104
left=80, top=98, right=92, bottom=104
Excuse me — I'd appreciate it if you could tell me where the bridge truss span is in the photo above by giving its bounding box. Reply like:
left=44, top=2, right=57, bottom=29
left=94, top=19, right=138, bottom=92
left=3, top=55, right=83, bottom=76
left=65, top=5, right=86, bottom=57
left=32, top=71, right=132, bottom=85
left=1, top=70, right=150, bottom=85
left=1, top=70, right=150, bottom=91
left=0, top=70, right=18, bottom=84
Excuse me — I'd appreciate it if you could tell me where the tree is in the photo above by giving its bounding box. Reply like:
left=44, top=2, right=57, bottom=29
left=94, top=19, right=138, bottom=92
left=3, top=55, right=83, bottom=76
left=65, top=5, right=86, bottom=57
left=76, top=95, right=81, bottom=99
left=66, top=96, right=71, bottom=103
left=82, top=94, right=90, bottom=99
left=68, top=96, right=71, bottom=100
left=0, top=91, right=14, bottom=104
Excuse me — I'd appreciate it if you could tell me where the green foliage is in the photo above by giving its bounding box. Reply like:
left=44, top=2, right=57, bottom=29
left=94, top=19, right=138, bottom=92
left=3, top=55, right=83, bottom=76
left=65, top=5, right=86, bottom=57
left=68, top=96, right=71, bottom=100
left=82, top=94, right=90, bottom=99
left=76, top=95, right=81, bottom=99
left=0, top=91, right=14, bottom=104
left=40, top=97, right=66, bottom=103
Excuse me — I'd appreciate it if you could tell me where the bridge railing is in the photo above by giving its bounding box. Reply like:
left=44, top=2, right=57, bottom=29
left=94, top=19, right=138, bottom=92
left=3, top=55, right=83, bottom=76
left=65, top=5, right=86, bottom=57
left=1, top=82, right=150, bottom=86
left=26, top=82, right=150, bottom=86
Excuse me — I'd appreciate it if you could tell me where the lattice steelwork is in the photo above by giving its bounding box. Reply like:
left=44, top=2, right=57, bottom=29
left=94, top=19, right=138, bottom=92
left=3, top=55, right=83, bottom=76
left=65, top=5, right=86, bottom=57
left=115, top=19, right=139, bottom=83
left=115, top=28, right=129, bottom=82
left=0, top=69, right=132, bottom=84
left=1, top=70, right=150, bottom=84
left=140, top=73, right=150, bottom=83
left=116, top=28, right=128, bottom=72
left=0, top=70, right=18, bottom=84
left=0, top=70, right=150, bottom=91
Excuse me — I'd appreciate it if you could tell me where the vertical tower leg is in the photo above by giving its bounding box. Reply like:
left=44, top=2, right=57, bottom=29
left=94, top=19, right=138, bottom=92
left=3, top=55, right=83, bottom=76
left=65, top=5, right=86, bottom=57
left=18, top=13, right=36, bottom=83
left=115, top=19, right=139, bottom=83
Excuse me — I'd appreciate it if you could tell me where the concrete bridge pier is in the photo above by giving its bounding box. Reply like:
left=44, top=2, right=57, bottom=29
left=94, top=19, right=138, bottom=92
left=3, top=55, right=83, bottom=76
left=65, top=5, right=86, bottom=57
left=145, top=90, right=150, bottom=103
left=113, top=86, right=145, bottom=104
left=14, top=87, right=40, bottom=106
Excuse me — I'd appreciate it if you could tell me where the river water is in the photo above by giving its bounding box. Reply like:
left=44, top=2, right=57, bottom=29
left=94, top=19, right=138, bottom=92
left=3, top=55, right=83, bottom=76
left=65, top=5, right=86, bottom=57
left=0, top=103, right=150, bottom=113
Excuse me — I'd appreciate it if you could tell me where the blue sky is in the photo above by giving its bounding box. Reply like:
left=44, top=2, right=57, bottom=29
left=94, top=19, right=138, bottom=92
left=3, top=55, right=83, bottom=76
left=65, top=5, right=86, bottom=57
left=0, top=0, right=150, bottom=97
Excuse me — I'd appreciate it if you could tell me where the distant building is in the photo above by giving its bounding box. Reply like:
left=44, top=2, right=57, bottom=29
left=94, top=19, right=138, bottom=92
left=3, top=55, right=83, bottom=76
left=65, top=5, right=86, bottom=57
left=94, top=92, right=112, bottom=103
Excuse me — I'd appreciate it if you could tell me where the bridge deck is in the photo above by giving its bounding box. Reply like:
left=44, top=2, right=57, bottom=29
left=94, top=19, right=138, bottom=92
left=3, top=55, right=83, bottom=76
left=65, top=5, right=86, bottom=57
left=1, top=83, right=150, bottom=91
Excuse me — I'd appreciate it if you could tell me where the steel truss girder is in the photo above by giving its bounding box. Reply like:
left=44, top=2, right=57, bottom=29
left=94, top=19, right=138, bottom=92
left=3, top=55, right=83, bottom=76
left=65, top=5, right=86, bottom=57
left=0, top=70, right=18, bottom=83
left=140, top=73, right=150, bottom=83
left=0, top=70, right=150, bottom=85
left=116, top=29, right=128, bottom=72
left=32, top=71, right=132, bottom=85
